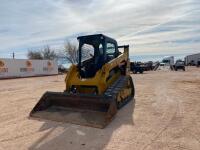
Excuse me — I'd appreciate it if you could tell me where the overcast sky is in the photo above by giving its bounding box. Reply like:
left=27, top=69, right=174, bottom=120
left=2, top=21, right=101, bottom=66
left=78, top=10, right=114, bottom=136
left=0, top=0, right=199, bottom=58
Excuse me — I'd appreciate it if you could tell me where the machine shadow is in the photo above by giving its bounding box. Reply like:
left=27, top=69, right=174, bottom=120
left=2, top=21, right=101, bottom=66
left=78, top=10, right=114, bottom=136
left=29, top=99, right=136, bottom=150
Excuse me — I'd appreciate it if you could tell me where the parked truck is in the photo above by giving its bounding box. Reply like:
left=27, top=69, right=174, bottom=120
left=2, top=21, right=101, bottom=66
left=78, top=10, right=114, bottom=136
left=174, top=60, right=185, bottom=71
left=130, top=62, right=144, bottom=74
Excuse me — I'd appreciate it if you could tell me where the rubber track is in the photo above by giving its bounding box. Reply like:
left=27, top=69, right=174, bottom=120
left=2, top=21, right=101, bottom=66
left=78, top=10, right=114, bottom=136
left=104, top=76, right=133, bottom=109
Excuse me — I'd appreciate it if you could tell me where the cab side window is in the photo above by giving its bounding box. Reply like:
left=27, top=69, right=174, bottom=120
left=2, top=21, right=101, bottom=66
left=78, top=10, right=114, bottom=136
left=99, top=44, right=103, bottom=55
left=106, top=43, right=116, bottom=61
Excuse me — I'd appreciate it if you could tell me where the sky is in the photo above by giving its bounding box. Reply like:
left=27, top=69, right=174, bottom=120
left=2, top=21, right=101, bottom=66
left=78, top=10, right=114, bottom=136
left=0, top=0, right=199, bottom=58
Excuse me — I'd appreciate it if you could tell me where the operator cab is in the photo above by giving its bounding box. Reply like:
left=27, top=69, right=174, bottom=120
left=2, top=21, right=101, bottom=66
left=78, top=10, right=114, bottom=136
left=77, top=34, right=119, bottom=78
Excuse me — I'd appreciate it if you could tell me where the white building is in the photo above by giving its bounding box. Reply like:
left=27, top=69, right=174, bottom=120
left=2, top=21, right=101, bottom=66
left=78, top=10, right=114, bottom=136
left=0, top=58, right=58, bottom=79
left=185, top=53, right=200, bottom=65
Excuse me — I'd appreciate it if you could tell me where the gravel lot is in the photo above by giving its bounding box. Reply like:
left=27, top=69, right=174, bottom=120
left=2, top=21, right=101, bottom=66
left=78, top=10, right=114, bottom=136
left=0, top=67, right=200, bottom=150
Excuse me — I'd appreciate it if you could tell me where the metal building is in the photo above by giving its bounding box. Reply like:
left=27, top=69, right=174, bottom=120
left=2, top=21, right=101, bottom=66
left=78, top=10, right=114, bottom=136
left=0, top=58, right=58, bottom=79
left=185, top=53, right=200, bottom=66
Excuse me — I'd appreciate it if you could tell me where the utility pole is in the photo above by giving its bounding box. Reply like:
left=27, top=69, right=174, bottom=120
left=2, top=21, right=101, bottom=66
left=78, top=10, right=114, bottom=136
left=12, top=52, right=15, bottom=59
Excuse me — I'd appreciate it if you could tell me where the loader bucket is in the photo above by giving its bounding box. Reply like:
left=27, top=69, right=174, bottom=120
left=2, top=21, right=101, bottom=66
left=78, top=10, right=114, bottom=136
left=30, top=92, right=117, bottom=128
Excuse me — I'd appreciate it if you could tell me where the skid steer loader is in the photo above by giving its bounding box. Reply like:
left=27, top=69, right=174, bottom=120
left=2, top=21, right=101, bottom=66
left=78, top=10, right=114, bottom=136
left=30, top=34, right=135, bottom=128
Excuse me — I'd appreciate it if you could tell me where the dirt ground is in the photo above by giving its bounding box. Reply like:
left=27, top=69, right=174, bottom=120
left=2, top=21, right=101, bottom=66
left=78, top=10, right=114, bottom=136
left=0, top=67, right=200, bottom=150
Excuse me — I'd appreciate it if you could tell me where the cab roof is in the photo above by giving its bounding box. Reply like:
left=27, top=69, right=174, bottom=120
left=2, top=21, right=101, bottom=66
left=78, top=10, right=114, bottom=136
left=77, top=34, right=117, bottom=45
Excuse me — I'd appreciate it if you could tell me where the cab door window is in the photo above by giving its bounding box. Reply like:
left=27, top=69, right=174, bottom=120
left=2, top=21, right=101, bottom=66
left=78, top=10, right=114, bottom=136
left=106, top=43, right=116, bottom=61
left=81, top=44, right=94, bottom=62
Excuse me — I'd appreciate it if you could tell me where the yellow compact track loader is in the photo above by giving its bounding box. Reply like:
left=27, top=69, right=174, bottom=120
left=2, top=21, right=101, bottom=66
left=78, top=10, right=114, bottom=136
left=30, top=34, right=135, bottom=128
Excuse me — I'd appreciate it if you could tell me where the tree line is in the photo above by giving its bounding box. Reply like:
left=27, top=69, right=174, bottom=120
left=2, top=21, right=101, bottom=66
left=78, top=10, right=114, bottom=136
left=27, top=42, right=78, bottom=64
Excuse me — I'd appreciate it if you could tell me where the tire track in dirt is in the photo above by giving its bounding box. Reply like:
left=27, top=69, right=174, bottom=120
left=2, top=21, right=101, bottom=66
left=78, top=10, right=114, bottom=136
left=141, top=77, right=181, bottom=150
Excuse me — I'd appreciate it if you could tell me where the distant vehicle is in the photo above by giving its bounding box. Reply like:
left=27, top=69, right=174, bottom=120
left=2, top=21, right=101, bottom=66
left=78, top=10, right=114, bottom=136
left=188, top=60, right=195, bottom=66
left=162, top=56, right=174, bottom=66
left=130, top=62, right=144, bottom=74
left=158, top=62, right=171, bottom=71
left=159, top=63, right=166, bottom=66
left=58, top=64, right=67, bottom=73
left=152, top=62, right=160, bottom=71
left=174, top=61, right=185, bottom=71
left=197, top=59, right=200, bottom=67
left=185, top=53, right=200, bottom=66
left=143, top=61, right=153, bottom=71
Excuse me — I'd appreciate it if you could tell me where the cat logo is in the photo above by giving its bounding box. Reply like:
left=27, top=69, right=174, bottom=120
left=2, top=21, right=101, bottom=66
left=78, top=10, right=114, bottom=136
left=43, top=61, right=53, bottom=71
left=0, top=60, right=8, bottom=73
left=47, top=61, right=52, bottom=67
left=0, top=60, right=5, bottom=67
left=20, top=60, right=34, bottom=72
left=26, top=60, right=32, bottom=68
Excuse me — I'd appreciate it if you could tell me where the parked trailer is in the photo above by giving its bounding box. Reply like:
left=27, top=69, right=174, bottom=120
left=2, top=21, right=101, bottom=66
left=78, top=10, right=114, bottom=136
left=185, top=53, right=200, bottom=66
left=162, top=56, right=174, bottom=66
left=0, top=59, right=58, bottom=79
